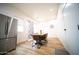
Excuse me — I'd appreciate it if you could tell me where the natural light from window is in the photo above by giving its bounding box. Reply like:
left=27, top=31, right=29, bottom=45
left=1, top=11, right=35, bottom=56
left=17, top=20, right=24, bottom=32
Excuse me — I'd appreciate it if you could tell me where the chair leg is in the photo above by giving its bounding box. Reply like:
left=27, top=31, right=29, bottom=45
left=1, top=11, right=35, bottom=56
left=37, top=44, right=41, bottom=49
left=32, top=41, right=36, bottom=47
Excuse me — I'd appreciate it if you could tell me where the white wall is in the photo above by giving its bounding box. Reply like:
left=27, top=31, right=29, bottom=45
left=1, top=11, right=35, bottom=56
left=57, top=3, right=79, bottom=54
left=56, top=4, right=67, bottom=49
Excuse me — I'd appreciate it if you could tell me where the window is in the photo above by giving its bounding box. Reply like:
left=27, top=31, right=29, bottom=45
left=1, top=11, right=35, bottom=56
left=17, top=20, right=24, bottom=32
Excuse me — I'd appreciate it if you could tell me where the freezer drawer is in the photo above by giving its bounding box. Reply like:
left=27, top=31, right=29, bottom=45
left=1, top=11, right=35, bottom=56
left=0, top=39, right=8, bottom=54
left=0, top=37, right=17, bottom=54
left=7, top=37, right=17, bottom=51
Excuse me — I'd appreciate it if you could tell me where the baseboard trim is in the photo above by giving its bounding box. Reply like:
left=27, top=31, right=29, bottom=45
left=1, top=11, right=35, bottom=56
left=17, top=41, right=27, bottom=45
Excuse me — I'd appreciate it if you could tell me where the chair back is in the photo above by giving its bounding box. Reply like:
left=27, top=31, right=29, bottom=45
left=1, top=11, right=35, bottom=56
left=39, top=33, right=48, bottom=40
left=32, top=35, right=39, bottom=40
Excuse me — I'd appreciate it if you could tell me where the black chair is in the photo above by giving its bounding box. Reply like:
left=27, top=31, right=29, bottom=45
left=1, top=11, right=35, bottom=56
left=39, top=33, right=48, bottom=45
left=32, top=35, right=41, bottom=48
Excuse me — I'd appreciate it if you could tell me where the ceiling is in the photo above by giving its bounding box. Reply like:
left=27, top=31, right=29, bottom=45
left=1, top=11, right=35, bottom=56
left=0, top=3, right=59, bottom=22
left=11, top=3, right=60, bottom=22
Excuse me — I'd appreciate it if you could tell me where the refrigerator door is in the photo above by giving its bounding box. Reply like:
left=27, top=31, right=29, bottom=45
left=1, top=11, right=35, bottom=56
left=7, top=18, right=17, bottom=51
left=0, top=14, right=11, bottom=38
left=7, top=18, right=17, bottom=38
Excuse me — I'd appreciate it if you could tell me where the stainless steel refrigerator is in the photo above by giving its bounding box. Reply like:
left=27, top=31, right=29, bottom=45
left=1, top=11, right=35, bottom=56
left=0, top=14, right=17, bottom=54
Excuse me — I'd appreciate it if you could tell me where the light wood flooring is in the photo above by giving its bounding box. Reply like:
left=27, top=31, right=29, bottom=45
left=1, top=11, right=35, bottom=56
left=6, top=37, right=69, bottom=55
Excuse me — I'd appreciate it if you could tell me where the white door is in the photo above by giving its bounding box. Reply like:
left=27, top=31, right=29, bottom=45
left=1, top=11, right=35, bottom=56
left=63, top=3, right=79, bottom=54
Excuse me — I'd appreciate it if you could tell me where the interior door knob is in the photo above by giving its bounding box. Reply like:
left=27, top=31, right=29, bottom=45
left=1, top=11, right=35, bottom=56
left=64, top=29, right=67, bottom=31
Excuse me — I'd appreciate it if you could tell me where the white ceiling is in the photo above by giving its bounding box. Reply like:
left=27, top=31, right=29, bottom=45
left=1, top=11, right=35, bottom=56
left=11, top=3, right=60, bottom=22
left=0, top=3, right=59, bottom=22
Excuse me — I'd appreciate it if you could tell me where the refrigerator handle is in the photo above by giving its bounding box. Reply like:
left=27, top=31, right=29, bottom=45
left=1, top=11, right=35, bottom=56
left=4, top=18, right=6, bottom=35
left=5, top=20, right=8, bottom=35
left=6, top=20, right=9, bottom=35
left=5, top=21, right=7, bottom=35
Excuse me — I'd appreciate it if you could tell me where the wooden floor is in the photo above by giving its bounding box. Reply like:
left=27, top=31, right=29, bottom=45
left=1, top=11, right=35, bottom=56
left=6, top=37, right=69, bottom=55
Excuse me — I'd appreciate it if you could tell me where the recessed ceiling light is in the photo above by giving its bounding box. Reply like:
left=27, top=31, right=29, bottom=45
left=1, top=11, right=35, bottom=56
left=49, top=9, right=53, bottom=12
